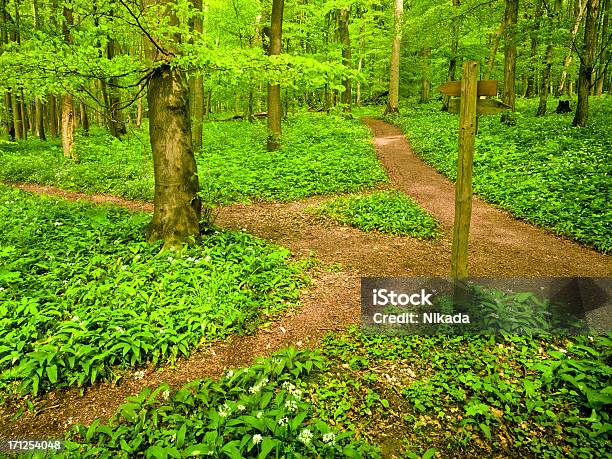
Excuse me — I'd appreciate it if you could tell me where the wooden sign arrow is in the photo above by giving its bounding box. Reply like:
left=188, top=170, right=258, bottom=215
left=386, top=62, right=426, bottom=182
left=448, top=98, right=512, bottom=115
left=438, top=80, right=498, bottom=97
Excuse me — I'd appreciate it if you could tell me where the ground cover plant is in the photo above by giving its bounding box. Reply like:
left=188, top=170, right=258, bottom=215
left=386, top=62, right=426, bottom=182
left=309, top=191, right=440, bottom=238
left=0, top=186, right=307, bottom=401
left=61, top=348, right=380, bottom=458
left=384, top=97, right=612, bottom=253
left=315, top=327, right=611, bottom=458
left=0, top=113, right=387, bottom=205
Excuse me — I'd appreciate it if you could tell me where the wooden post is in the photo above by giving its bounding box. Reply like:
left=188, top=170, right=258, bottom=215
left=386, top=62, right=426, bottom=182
left=451, top=61, right=479, bottom=279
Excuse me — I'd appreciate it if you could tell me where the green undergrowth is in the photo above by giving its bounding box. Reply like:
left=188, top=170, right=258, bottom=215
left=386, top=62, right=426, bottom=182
left=60, top=348, right=379, bottom=458
left=384, top=96, right=612, bottom=253
left=316, top=327, right=611, bottom=458
left=0, top=186, right=307, bottom=401
left=310, top=191, right=440, bottom=238
left=56, top=326, right=610, bottom=458
left=0, top=112, right=387, bottom=204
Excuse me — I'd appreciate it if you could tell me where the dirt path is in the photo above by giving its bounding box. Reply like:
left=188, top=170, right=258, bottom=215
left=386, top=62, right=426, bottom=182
left=3, top=119, right=610, bottom=438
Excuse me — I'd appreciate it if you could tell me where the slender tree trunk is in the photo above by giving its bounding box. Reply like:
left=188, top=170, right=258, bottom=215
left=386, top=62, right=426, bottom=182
left=267, top=0, right=284, bottom=151
left=19, top=94, right=27, bottom=139
left=49, top=95, right=58, bottom=136
left=106, top=37, right=126, bottom=138
left=442, top=0, right=461, bottom=111
left=385, top=0, right=403, bottom=114
left=525, top=2, right=543, bottom=98
left=558, top=0, right=587, bottom=96
left=136, top=84, right=143, bottom=128
left=419, top=47, right=431, bottom=103
left=596, top=0, right=609, bottom=95
left=573, top=0, right=601, bottom=126
left=484, top=21, right=505, bottom=80
left=80, top=100, right=89, bottom=135
left=190, top=0, right=204, bottom=151
left=501, top=0, right=519, bottom=124
left=61, top=3, right=76, bottom=159
left=338, top=6, right=351, bottom=111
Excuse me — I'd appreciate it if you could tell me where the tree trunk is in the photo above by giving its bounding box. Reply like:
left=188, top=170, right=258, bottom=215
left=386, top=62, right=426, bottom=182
left=573, top=0, right=601, bottom=127
left=267, top=0, right=284, bottom=151
left=3, top=93, right=14, bottom=139
left=338, top=6, right=351, bottom=111
left=483, top=21, right=505, bottom=80
left=49, top=95, right=58, bottom=136
left=20, top=92, right=27, bottom=139
left=136, top=84, right=143, bottom=128
left=80, top=100, right=89, bottom=135
left=385, top=0, right=403, bottom=114
left=61, top=94, right=76, bottom=159
left=419, top=47, right=431, bottom=103
left=442, top=0, right=461, bottom=111
left=35, top=98, right=46, bottom=140
left=525, top=2, right=543, bottom=98
left=596, top=0, right=609, bottom=95
left=106, top=38, right=126, bottom=138
left=11, top=93, right=22, bottom=139
left=147, top=64, right=201, bottom=248
left=501, top=0, right=519, bottom=124
left=190, top=0, right=204, bottom=151
left=557, top=0, right=587, bottom=96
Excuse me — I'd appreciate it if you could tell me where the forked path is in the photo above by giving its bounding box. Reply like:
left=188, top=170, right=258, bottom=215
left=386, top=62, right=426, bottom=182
left=3, top=119, right=610, bottom=438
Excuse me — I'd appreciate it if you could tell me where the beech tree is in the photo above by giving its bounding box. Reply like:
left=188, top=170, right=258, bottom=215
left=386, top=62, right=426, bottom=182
left=267, top=0, right=284, bottom=151
left=500, top=0, right=518, bottom=124
left=385, top=0, right=402, bottom=114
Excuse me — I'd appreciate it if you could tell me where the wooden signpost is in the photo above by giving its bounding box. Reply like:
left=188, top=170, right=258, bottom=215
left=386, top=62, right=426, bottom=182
left=438, top=61, right=511, bottom=279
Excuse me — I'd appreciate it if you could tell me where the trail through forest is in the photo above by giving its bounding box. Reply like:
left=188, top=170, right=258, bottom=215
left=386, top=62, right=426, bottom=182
left=3, top=118, right=610, bottom=437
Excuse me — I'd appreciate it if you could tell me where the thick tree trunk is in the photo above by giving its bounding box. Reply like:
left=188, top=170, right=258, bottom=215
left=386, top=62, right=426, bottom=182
left=573, top=0, right=601, bottom=126
left=338, top=7, right=351, bottom=111
left=385, top=0, right=403, bottom=114
left=147, top=64, right=201, bottom=248
left=501, top=0, right=519, bottom=124
left=267, top=0, right=284, bottom=151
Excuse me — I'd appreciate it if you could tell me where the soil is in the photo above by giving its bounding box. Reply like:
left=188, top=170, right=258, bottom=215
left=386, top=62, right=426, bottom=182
left=2, top=118, right=610, bottom=440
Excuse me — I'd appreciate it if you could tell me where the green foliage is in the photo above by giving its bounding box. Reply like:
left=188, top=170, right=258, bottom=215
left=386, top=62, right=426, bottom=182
left=0, top=186, right=306, bottom=399
left=0, top=113, right=388, bottom=204
left=316, top=327, right=611, bottom=457
left=310, top=191, right=440, bottom=238
left=385, top=97, right=612, bottom=252
left=61, top=348, right=379, bottom=458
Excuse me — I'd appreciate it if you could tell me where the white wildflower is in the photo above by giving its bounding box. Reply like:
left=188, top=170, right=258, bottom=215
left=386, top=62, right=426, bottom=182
left=278, top=416, right=288, bottom=426
left=298, top=429, right=313, bottom=444
left=256, top=411, right=263, bottom=419
left=71, top=315, right=80, bottom=322
left=134, top=370, right=145, bottom=380
left=237, top=404, right=246, bottom=411
left=272, top=358, right=282, bottom=365
left=120, top=265, right=128, bottom=271
left=252, top=434, right=262, bottom=445
left=116, top=326, right=125, bottom=334
left=218, top=403, right=231, bottom=418
left=170, top=433, right=176, bottom=443
left=162, top=390, right=170, bottom=400
left=291, top=389, right=303, bottom=400
left=205, top=255, right=211, bottom=262
left=284, top=400, right=298, bottom=412
left=54, top=221, right=62, bottom=226
left=323, top=432, right=335, bottom=444
left=225, top=370, right=234, bottom=378
left=282, top=382, right=295, bottom=391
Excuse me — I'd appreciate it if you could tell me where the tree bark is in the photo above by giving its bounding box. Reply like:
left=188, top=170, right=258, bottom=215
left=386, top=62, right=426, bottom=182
left=501, top=0, right=519, bottom=124
left=420, top=47, right=431, bottom=103
left=106, top=37, right=126, bottom=138
left=144, top=0, right=201, bottom=249
left=525, top=2, right=543, bottom=98
left=385, top=0, right=403, bottom=114
left=483, top=21, right=505, bottom=80
left=557, top=0, right=587, bottom=96
left=573, top=0, right=601, bottom=126
left=61, top=3, right=76, bottom=159
left=80, top=100, right=89, bottom=135
left=338, top=6, right=351, bottom=111
left=267, top=0, right=284, bottom=151
left=190, top=0, right=204, bottom=151
left=596, top=0, right=609, bottom=95
left=442, top=0, right=461, bottom=111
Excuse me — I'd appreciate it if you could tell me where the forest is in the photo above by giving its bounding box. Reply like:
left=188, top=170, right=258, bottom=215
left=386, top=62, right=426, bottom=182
left=0, top=0, right=611, bottom=457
